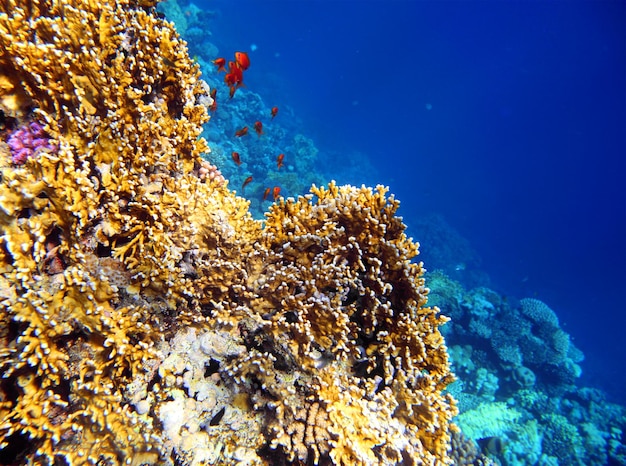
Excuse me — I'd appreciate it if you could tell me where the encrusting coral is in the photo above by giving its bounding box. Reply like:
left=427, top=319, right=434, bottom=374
left=0, top=0, right=457, bottom=464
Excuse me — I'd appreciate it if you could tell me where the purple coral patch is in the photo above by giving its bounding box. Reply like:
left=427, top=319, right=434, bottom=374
left=7, top=121, right=57, bottom=165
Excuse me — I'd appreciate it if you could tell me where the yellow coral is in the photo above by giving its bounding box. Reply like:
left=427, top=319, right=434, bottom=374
left=224, top=183, right=457, bottom=464
left=0, top=0, right=221, bottom=461
left=0, top=0, right=457, bottom=464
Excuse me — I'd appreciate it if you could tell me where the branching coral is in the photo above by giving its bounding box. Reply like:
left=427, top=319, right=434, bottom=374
left=227, top=183, right=458, bottom=464
left=0, top=0, right=222, bottom=461
left=0, top=0, right=457, bottom=464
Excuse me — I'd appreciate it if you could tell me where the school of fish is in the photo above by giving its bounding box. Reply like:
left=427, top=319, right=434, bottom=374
left=212, top=51, right=284, bottom=201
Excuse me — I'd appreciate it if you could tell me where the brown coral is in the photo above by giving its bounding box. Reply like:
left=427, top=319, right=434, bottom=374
left=448, top=430, right=496, bottom=466
left=0, top=0, right=457, bottom=464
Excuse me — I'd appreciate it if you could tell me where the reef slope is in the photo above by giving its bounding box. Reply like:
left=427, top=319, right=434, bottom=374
left=0, top=1, right=457, bottom=464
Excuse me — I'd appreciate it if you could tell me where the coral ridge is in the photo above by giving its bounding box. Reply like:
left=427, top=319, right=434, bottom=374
left=0, top=0, right=457, bottom=464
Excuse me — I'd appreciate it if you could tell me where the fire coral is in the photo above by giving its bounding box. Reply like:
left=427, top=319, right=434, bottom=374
left=0, top=0, right=458, bottom=464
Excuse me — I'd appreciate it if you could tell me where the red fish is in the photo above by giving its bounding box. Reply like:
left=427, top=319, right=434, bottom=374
left=276, top=153, right=284, bottom=169
left=235, top=126, right=248, bottom=137
left=242, top=176, right=253, bottom=191
left=235, top=51, right=250, bottom=71
left=225, top=61, right=244, bottom=98
left=271, top=106, right=279, bottom=119
left=254, top=121, right=263, bottom=137
left=228, top=61, right=244, bottom=83
left=212, top=57, right=226, bottom=73
left=272, top=186, right=281, bottom=201
left=209, top=88, right=218, bottom=112
left=263, top=187, right=271, bottom=200
left=231, top=151, right=241, bottom=166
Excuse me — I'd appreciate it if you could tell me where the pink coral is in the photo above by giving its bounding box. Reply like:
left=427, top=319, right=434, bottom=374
left=6, top=121, right=57, bottom=165
left=199, top=159, right=225, bottom=185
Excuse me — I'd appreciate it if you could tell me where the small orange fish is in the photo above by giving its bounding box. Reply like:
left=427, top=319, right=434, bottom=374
left=254, top=121, right=263, bottom=136
left=271, top=106, right=279, bottom=119
left=242, top=176, right=253, bottom=191
left=235, top=51, right=250, bottom=71
left=272, top=186, right=281, bottom=201
left=231, top=151, right=241, bottom=166
left=212, top=57, right=226, bottom=73
left=235, top=126, right=248, bottom=137
left=228, top=85, right=237, bottom=99
left=263, top=187, right=271, bottom=200
left=276, top=153, right=284, bottom=169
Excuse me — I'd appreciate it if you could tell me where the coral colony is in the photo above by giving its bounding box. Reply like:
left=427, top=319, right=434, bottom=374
left=1, top=1, right=625, bottom=465
left=0, top=1, right=458, bottom=464
left=7, top=121, right=56, bottom=165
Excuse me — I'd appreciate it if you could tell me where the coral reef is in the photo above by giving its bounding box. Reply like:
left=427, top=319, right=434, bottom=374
left=540, top=413, right=584, bottom=463
left=455, top=402, right=521, bottom=440
left=201, top=81, right=328, bottom=219
left=0, top=0, right=216, bottom=462
left=240, top=182, right=458, bottom=464
left=429, top=273, right=626, bottom=465
left=0, top=1, right=458, bottom=464
left=445, top=285, right=584, bottom=390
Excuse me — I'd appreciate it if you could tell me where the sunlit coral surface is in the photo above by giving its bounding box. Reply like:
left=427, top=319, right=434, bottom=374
left=0, top=0, right=457, bottom=464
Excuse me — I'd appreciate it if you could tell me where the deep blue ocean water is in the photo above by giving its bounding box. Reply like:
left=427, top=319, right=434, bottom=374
left=200, top=0, right=625, bottom=403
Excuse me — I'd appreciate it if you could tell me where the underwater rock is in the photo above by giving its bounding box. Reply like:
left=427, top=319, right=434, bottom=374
left=512, top=365, right=537, bottom=389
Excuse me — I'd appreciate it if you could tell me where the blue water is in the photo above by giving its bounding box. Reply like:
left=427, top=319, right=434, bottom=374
left=199, top=0, right=626, bottom=402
